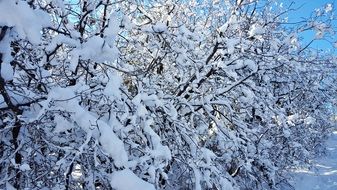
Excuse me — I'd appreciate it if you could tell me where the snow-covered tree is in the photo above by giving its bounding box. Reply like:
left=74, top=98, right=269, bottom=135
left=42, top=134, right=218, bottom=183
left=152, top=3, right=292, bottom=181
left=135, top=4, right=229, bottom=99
left=0, top=0, right=336, bottom=189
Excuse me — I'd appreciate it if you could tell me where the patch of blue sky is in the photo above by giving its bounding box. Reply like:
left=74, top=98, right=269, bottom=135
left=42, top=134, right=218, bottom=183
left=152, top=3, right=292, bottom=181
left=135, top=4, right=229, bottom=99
left=279, top=0, right=337, bottom=54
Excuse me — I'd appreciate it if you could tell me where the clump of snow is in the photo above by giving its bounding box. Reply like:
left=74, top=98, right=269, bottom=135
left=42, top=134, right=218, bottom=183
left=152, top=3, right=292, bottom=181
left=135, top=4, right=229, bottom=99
left=70, top=36, right=119, bottom=72
left=201, top=148, right=216, bottom=164
left=213, top=0, right=220, bottom=5
left=45, top=34, right=79, bottom=52
left=0, top=62, right=13, bottom=81
left=110, top=169, right=155, bottom=190
left=19, top=163, right=31, bottom=171
left=248, top=24, right=265, bottom=39
left=315, top=30, right=324, bottom=39
left=314, top=22, right=327, bottom=39
left=143, top=119, right=172, bottom=160
left=6, top=183, right=16, bottom=190
left=0, top=31, right=13, bottom=81
left=287, top=114, right=299, bottom=126
left=0, top=0, right=50, bottom=44
left=225, top=38, right=240, bottom=54
left=219, top=14, right=239, bottom=32
left=98, top=120, right=128, bottom=167
left=103, top=73, right=122, bottom=100
left=315, top=8, right=322, bottom=16
left=82, top=36, right=119, bottom=61
left=106, top=12, right=120, bottom=37
left=325, top=4, right=333, bottom=13
left=53, top=115, right=72, bottom=133
left=135, top=104, right=147, bottom=117
left=304, top=116, right=316, bottom=125
left=193, top=166, right=202, bottom=190
left=270, top=39, right=281, bottom=51
left=283, top=128, right=291, bottom=138
left=240, top=87, right=255, bottom=104
left=220, top=178, right=234, bottom=190
left=289, top=35, right=300, bottom=50
left=245, top=59, right=257, bottom=72
left=152, top=22, right=167, bottom=33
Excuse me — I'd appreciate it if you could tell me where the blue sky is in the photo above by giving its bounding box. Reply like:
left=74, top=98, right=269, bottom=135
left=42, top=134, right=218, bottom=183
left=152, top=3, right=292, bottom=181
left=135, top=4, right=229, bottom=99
left=281, top=0, right=337, bottom=53
left=284, top=0, right=335, bottom=16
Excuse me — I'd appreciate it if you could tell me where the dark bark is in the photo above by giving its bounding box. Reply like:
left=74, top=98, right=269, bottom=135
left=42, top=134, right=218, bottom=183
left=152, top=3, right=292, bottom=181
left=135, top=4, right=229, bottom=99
left=0, top=26, right=23, bottom=189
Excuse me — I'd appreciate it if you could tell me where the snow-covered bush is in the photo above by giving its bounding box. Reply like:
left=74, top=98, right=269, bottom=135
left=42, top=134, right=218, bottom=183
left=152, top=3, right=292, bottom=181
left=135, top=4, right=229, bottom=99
left=0, top=0, right=336, bottom=189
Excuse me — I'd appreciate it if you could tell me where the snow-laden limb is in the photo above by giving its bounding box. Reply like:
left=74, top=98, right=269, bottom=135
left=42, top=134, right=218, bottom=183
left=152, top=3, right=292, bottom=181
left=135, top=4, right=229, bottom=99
left=0, top=0, right=336, bottom=190
left=41, top=87, right=129, bottom=167
left=0, top=61, right=13, bottom=81
left=0, top=0, right=50, bottom=44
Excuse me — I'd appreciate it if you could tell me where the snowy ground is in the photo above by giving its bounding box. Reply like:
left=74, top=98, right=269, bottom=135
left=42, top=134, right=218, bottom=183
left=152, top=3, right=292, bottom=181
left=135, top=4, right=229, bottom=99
left=292, top=131, right=337, bottom=190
